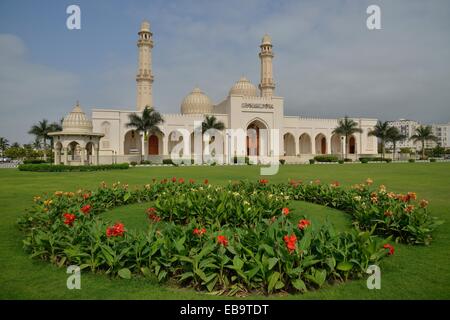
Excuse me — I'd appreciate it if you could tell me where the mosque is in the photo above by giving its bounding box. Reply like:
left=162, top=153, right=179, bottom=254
left=50, top=21, right=378, bottom=165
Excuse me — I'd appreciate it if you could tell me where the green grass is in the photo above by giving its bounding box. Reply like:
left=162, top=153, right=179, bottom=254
left=1, top=163, right=449, bottom=299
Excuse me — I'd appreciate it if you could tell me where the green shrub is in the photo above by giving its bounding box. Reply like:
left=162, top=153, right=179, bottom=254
left=23, top=159, right=47, bottom=164
left=430, top=158, right=437, bottom=163
left=344, top=158, right=352, bottom=162
left=279, top=159, right=286, bottom=165
left=385, top=158, right=392, bottom=163
left=314, top=155, right=338, bottom=162
left=162, top=159, right=173, bottom=165
left=18, top=163, right=129, bottom=172
left=409, top=159, right=416, bottom=163
left=338, top=160, right=344, bottom=164
left=130, top=161, right=138, bottom=167
left=360, top=158, right=369, bottom=164
left=140, top=160, right=151, bottom=165
left=309, top=159, right=315, bottom=164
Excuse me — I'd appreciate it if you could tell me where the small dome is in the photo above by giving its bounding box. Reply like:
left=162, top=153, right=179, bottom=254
left=229, top=77, right=258, bottom=97
left=62, top=102, right=93, bottom=134
left=262, top=34, right=272, bottom=45
left=181, top=87, right=213, bottom=114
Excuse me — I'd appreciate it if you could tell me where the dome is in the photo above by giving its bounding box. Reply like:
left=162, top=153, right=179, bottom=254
left=262, top=34, right=272, bottom=45
left=229, top=77, right=258, bottom=97
left=61, top=102, right=93, bottom=134
left=181, top=87, right=213, bottom=114
left=140, top=20, right=150, bottom=32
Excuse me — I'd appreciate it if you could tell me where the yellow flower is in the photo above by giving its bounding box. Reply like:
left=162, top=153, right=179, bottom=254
left=54, top=191, right=63, bottom=197
left=33, top=196, right=41, bottom=202
left=366, top=178, right=373, bottom=186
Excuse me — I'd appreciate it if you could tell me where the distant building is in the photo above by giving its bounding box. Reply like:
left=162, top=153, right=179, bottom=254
left=386, top=119, right=421, bottom=152
left=427, top=122, right=450, bottom=148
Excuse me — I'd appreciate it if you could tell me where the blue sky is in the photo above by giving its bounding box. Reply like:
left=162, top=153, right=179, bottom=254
left=1, top=0, right=450, bottom=143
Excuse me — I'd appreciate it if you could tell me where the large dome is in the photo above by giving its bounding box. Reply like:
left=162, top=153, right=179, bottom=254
left=181, top=87, right=213, bottom=114
left=229, top=77, right=258, bottom=97
left=62, top=102, right=93, bottom=134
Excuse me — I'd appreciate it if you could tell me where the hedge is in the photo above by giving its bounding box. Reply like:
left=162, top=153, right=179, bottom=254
left=18, top=163, right=129, bottom=172
left=23, top=159, right=49, bottom=164
left=359, top=157, right=391, bottom=163
left=313, top=155, right=339, bottom=163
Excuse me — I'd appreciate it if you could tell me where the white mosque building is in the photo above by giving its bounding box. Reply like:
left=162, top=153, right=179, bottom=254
left=51, top=21, right=378, bottom=165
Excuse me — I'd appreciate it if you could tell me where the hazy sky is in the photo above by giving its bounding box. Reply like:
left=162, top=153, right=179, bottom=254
left=1, top=0, right=449, bottom=143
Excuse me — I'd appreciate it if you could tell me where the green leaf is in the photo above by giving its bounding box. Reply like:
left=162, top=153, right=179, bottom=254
left=337, top=261, right=353, bottom=272
left=267, top=257, right=278, bottom=270
left=233, top=256, right=244, bottom=270
left=268, top=271, right=280, bottom=293
left=292, top=279, right=307, bottom=292
left=118, top=268, right=131, bottom=279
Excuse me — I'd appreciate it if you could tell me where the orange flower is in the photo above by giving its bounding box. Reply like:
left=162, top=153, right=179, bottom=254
left=407, top=192, right=417, bottom=201
left=419, top=199, right=429, bottom=208
left=298, top=219, right=311, bottom=230
left=282, top=207, right=290, bottom=216
left=330, top=181, right=340, bottom=188
left=384, top=210, right=393, bottom=217
left=366, top=178, right=373, bottom=186
left=404, top=205, right=415, bottom=213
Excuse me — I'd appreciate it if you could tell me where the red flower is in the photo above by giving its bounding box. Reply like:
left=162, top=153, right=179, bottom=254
left=193, top=228, right=206, bottom=236
left=83, top=193, right=90, bottom=200
left=282, top=207, right=290, bottom=216
left=81, top=204, right=91, bottom=214
left=179, top=178, right=185, bottom=184
left=217, top=235, right=228, bottom=247
left=298, top=219, right=311, bottom=230
left=404, top=205, right=415, bottom=213
left=259, top=179, right=269, bottom=184
left=147, top=208, right=161, bottom=222
left=160, top=178, right=167, bottom=184
left=189, top=179, right=195, bottom=184
left=172, top=177, right=177, bottom=183
left=204, top=179, right=209, bottom=185
left=383, top=244, right=395, bottom=255
left=106, top=222, right=125, bottom=237
left=63, top=213, right=76, bottom=226
left=283, top=234, right=297, bottom=253
left=330, top=181, right=340, bottom=188
left=384, top=210, right=393, bottom=217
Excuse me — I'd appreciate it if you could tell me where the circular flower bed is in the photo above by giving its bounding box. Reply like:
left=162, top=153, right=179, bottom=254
left=18, top=178, right=441, bottom=295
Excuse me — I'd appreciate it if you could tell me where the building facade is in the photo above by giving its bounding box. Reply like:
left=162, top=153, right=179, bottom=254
left=386, top=119, right=421, bottom=152
left=82, top=21, right=379, bottom=164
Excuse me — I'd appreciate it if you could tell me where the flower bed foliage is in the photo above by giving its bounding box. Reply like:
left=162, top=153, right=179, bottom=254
left=18, top=178, right=441, bottom=295
left=18, top=163, right=129, bottom=172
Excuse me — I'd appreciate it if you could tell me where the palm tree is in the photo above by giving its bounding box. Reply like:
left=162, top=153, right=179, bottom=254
left=201, top=115, right=225, bottom=162
left=28, top=119, right=52, bottom=160
left=0, top=137, right=9, bottom=156
left=126, top=106, right=164, bottom=161
left=409, top=125, right=438, bottom=159
left=386, top=127, right=406, bottom=161
left=368, top=121, right=390, bottom=159
left=332, top=116, right=362, bottom=160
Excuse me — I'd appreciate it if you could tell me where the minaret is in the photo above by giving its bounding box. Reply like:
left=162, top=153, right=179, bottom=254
left=259, top=34, right=275, bottom=97
left=136, top=21, right=154, bottom=111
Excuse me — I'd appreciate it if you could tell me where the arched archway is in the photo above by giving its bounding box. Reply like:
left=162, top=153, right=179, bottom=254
left=246, top=119, right=268, bottom=157
left=299, top=133, right=312, bottom=154
left=124, top=130, right=141, bottom=155
left=331, top=134, right=342, bottom=155
left=86, top=142, right=94, bottom=164
left=315, top=133, right=327, bottom=155
left=68, top=141, right=81, bottom=161
left=148, top=134, right=159, bottom=155
left=283, top=133, right=295, bottom=156
left=348, top=136, right=356, bottom=154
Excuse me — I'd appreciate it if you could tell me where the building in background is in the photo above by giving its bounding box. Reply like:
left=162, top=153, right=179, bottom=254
left=386, top=119, right=421, bottom=152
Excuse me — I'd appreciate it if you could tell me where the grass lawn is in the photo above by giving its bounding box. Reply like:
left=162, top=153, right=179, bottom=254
left=1, top=163, right=449, bottom=299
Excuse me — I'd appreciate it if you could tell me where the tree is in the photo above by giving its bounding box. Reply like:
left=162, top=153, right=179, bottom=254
left=201, top=115, right=225, bottom=162
left=409, top=125, right=438, bottom=159
left=386, top=127, right=406, bottom=161
left=28, top=119, right=52, bottom=160
left=0, top=137, right=9, bottom=156
left=368, top=121, right=391, bottom=159
left=126, top=106, right=164, bottom=161
left=332, top=116, right=362, bottom=160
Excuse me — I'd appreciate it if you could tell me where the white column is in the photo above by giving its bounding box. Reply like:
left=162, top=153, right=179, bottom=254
left=63, top=147, right=68, bottom=165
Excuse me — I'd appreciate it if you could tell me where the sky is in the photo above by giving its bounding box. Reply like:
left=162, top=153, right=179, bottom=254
left=0, top=0, right=449, bottom=144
